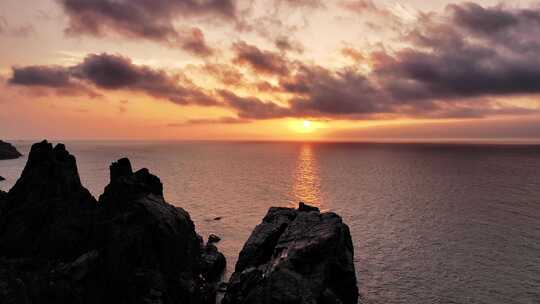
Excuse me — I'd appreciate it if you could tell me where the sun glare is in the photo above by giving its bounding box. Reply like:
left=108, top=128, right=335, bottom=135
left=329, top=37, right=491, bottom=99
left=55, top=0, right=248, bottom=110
left=290, top=119, right=322, bottom=134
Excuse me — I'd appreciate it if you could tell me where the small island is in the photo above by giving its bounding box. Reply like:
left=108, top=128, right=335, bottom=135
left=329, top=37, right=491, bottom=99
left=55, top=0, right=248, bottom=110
left=0, top=140, right=22, bottom=160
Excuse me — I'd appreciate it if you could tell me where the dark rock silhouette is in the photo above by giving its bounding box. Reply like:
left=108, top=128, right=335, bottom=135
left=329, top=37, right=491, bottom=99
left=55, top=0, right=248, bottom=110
left=0, top=141, right=97, bottom=259
left=200, top=241, right=226, bottom=283
left=0, top=176, right=4, bottom=181
left=0, top=140, right=22, bottom=160
left=0, top=140, right=224, bottom=304
left=0, top=141, right=359, bottom=304
left=208, top=234, right=221, bottom=244
left=223, top=204, right=359, bottom=304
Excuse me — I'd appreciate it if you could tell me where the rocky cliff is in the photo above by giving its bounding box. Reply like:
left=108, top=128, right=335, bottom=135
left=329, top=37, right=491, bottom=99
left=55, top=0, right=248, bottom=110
left=0, top=141, right=224, bottom=304
left=0, top=140, right=22, bottom=160
left=0, top=141, right=359, bottom=304
left=223, top=203, right=359, bottom=304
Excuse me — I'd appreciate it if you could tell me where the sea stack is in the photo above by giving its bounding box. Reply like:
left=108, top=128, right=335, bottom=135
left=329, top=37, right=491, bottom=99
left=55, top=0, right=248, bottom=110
left=0, top=140, right=22, bottom=160
left=223, top=203, right=359, bottom=304
left=0, top=141, right=225, bottom=304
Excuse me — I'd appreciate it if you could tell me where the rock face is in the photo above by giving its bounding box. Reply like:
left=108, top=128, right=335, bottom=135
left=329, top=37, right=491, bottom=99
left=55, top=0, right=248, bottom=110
left=0, top=141, right=225, bottom=304
left=0, top=140, right=22, bottom=160
left=223, top=203, right=359, bottom=304
left=0, top=141, right=97, bottom=259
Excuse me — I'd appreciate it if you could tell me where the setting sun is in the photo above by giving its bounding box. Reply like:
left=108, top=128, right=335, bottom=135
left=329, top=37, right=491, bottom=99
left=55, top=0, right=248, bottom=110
left=288, top=119, right=325, bottom=135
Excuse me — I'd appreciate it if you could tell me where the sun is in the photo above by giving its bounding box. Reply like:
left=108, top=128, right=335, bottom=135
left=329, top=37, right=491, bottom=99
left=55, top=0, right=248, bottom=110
left=289, top=119, right=323, bottom=134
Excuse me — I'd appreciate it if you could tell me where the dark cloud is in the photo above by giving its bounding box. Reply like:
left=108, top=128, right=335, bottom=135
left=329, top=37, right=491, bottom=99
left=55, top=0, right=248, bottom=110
left=8, top=3, right=540, bottom=122
left=9, top=53, right=218, bottom=106
left=170, top=116, right=251, bottom=126
left=179, top=28, right=215, bottom=57
left=232, top=41, right=291, bottom=76
left=275, top=36, right=304, bottom=53
left=59, top=0, right=233, bottom=56
left=10, top=66, right=72, bottom=87
left=219, top=90, right=290, bottom=119
left=281, top=64, right=390, bottom=117
left=378, top=4, right=540, bottom=102
left=276, top=2, right=540, bottom=119
left=8, top=65, right=99, bottom=97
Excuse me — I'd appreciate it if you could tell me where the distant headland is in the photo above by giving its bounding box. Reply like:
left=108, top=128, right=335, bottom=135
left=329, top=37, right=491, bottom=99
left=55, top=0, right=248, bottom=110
left=0, top=140, right=22, bottom=160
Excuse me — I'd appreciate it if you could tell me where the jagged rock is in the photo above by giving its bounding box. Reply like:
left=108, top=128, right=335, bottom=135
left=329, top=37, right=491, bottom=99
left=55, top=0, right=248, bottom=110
left=0, top=140, right=97, bottom=260
left=298, top=201, right=320, bottom=212
left=200, top=242, right=226, bottom=283
left=208, top=234, right=221, bottom=244
left=0, top=141, right=22, bottom=160
left=0, top=176, right=4, bottom=181
left=223, top=204, right=359, bottom=304
left=0, top=141, right=225, bottom=304
left=96, top=158, right=214, bottom=304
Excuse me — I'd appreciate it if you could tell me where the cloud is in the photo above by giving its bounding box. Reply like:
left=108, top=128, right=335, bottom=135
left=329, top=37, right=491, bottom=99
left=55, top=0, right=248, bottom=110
left=378, top=4, right=540, bottom=102
left=9, top=53, right=218, bottom=106
left=277, top=0, right=323, bottom=9
left=179, top=28, right=215, bottom=57
left=339, top=0, right=378, bottom=14
left=59, top=0, right=234, bottom=56
left=281, top=64, right=390, bottom=117
left=10, top=66, right=72, bottom=87
left=169, top=116, right=251, bottom=126
left=7, top=3, right=540, bottom=122
left=9, top=65, right=99, bottom=97
left=201, top=63, right=245, bottom=86
left=341, top=47, right=365, bottom=63
left=232, top=41, right=291, bottom=76
left=275, top=2, right=540, bottom=119
left=219, top=90, right=290, bottom=119
left=275, top=36, right=304, bottom=53
left=339, top=0, right=399, bottom=20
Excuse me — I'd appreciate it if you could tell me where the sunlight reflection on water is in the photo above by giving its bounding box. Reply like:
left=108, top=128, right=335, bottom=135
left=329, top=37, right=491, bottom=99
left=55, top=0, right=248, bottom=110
left=291, top=144, right=323, bottom=209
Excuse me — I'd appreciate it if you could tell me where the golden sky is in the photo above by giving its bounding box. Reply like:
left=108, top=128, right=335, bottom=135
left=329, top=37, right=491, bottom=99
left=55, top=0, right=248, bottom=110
left=1, top=0, right=540, bottom=141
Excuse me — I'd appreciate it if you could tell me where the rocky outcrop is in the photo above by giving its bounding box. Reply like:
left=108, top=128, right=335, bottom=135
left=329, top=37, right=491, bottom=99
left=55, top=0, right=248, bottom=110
left=223, top=203, right=359, bottom=304
left=0, top=141, right=97, bottom=260
left=200, top=240, right=226, bottom=283
left=0, top=176, right=4, bottom=181
left=0, top=141, right=225, bottom=304
left=0, top=141, right=22, bottom=160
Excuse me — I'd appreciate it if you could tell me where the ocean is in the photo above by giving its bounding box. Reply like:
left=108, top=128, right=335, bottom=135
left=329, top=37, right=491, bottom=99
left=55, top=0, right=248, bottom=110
left=1, top=141, right=539, bottom=304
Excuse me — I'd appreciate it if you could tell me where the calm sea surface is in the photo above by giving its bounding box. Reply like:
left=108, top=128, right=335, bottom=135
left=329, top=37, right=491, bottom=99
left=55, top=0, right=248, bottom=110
left=1, top=141, right=540, bottom=304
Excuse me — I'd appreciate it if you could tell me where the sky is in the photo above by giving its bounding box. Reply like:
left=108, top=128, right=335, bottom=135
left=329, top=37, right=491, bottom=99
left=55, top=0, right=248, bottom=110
left=1, top=0, right=540, bottom=141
